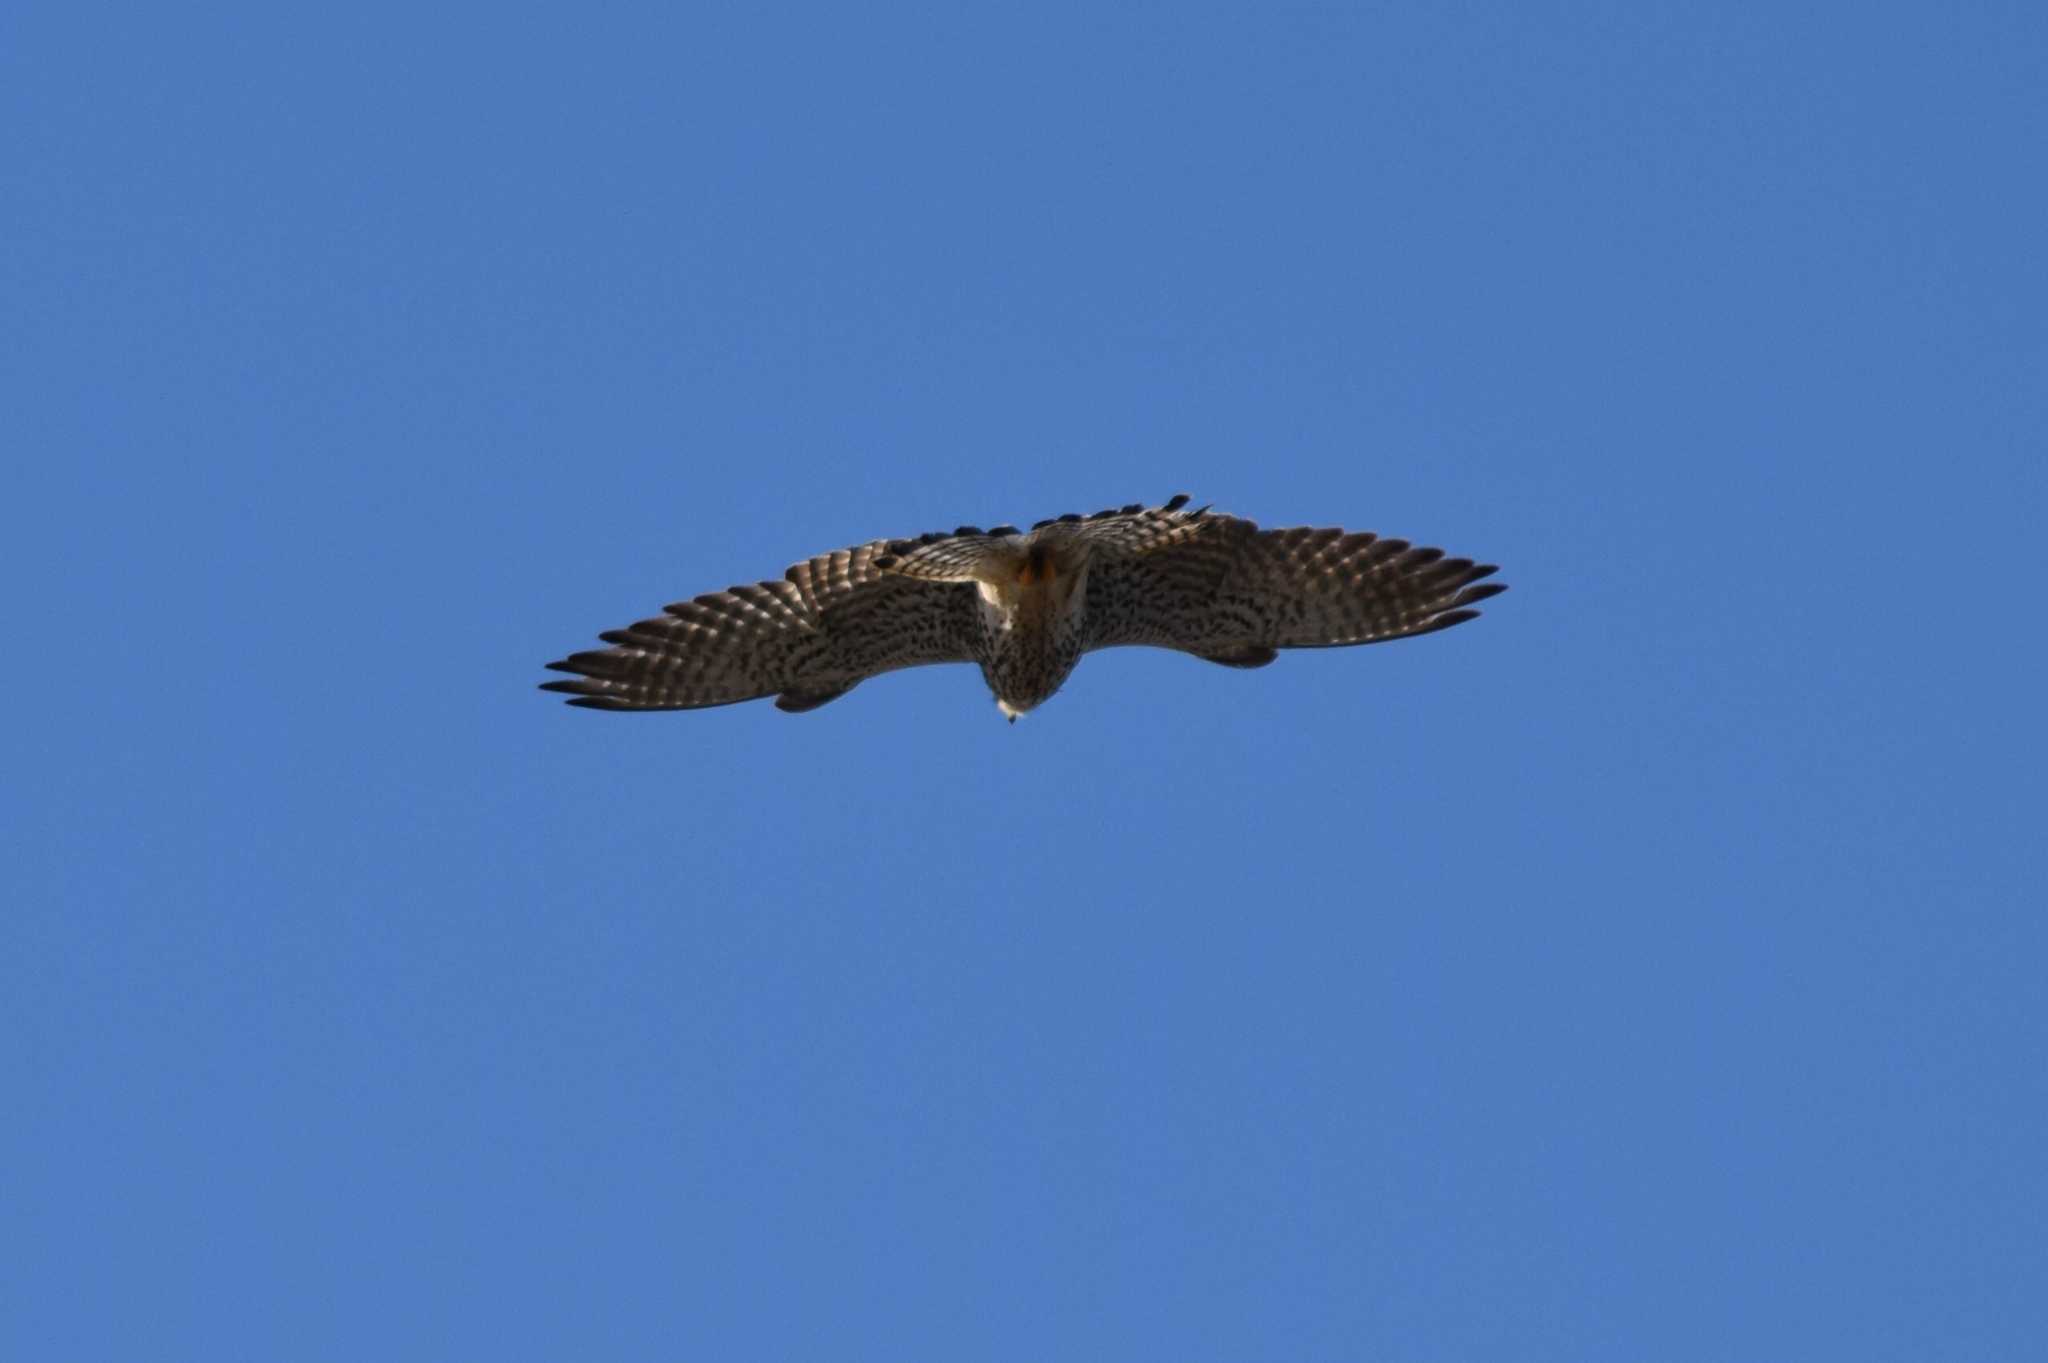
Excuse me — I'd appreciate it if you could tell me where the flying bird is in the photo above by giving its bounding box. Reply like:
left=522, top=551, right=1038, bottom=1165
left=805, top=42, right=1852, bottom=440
left=541, top=494, right=1505, bottom=721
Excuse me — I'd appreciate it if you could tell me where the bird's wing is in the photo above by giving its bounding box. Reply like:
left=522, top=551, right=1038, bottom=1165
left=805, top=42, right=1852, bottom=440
left=861, top=495, right=1218, bottom=581
left=1082, top=510, right=1505, bottom=662
left=1026, top=495, right=1218, bottom=556
left=857, top=500, right=1214, bottom=582
left=870, top=527, right=1020, bottom=581
left=541, top=540, right=981, bottom=712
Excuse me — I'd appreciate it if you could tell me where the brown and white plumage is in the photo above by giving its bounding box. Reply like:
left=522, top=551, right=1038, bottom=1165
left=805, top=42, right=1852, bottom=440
left=541, top=494, right=1505, bottom=719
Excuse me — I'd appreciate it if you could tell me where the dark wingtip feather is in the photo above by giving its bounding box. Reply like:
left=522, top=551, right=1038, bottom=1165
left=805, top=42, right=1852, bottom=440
left=1452, top=582, right=1508, bottom=607
left=1163, top=492, right=1191, bottom=511
left=1398, top=546, right=1445, bottom=570
left=565, top=695, right=639, bottom=711
left=1368, top=537, right=1411, bottom=561
left=989, top=524, right=1019, bottom=537
left=1416, top=608, right=1482, bottom=635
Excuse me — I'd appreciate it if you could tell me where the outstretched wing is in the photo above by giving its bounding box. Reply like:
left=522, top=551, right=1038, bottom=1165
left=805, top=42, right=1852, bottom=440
left=1082, top=509, right=1505, bottom=662
left=541, top=540, right=980, bottom=712
left=1026, top=495, right=1216, bottom=557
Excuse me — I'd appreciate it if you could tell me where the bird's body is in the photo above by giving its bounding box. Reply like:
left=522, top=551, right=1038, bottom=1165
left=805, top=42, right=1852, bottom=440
left=542, top=494, right=1505, bottom=720
left=963, top=538, right=1091, bottom=717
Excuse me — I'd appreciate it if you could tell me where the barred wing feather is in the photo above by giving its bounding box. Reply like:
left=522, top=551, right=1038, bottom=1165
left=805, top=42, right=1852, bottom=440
left=541, top=541, right=979, bottom=712
left=1082, top=515, right=1504, bottom=659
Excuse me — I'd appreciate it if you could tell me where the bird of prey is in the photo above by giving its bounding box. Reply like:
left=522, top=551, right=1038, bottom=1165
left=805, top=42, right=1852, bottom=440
left=541, top=494, right=1505, bottom=721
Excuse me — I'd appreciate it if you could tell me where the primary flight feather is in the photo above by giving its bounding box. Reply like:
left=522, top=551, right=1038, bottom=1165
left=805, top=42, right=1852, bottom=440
left=541, top=494, right=1506, bottom=721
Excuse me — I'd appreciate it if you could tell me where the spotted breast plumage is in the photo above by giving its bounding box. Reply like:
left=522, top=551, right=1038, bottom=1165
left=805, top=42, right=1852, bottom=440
left=540, top=494, right=1506, bottom=721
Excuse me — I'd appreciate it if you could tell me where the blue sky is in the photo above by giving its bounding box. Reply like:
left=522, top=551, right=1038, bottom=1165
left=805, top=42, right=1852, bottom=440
left=5, top=2, right=2043, bottom=1358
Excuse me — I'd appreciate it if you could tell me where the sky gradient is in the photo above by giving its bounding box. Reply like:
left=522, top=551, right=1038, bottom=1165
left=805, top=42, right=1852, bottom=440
left=6, top=2, right=2044, bottom=1358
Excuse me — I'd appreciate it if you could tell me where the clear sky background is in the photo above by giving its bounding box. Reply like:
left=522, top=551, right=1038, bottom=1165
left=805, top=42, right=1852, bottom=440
left=5, top=2, right=2043, bottom=1359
